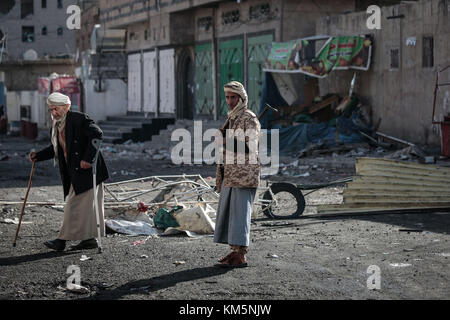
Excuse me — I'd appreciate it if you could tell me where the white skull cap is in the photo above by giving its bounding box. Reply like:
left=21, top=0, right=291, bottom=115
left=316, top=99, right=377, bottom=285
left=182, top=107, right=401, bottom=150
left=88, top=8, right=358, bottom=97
left=47, top=92, right=71, bottom=106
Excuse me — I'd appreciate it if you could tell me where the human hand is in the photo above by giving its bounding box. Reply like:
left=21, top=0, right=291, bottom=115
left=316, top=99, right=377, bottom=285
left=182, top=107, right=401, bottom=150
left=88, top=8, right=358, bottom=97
left=214, top=129, right=226, bottom=147
left=80, top=160, right=92, bottom=169
left=29, top=152, right=37, bottom=162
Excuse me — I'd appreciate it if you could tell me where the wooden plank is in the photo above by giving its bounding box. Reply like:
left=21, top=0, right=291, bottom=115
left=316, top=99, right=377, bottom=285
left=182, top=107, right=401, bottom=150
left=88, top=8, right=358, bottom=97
left=356, top=157, right=450, bottom=173
left=316, top=157, right=450, bottom=215
left=355, top=170, right=450, bottom=184
left=346, top=182, right=447, bottom=192
left=344, top=189, right=450, bottom=197
left=317, top=203, right=450, bottom=212
left=343, top=198, right=450, bottom=205
left=308, top=94, right=339, bottom=114
left=316, top=206, right=450, bottom=215
left=356, top=163, right=450, bottom=179
left=356, top=158, right=450, bottom=172
left=344, top=195, right=450, bottom=203
left=352, top=175, right=450, bottom=187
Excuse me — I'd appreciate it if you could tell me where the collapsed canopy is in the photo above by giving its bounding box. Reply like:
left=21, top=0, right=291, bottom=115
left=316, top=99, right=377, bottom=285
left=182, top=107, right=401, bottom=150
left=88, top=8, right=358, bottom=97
left=263, top=35, right=372, bottom=78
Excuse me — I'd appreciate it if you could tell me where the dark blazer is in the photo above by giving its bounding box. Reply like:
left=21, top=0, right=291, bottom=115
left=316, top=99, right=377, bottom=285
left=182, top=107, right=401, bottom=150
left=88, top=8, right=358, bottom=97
left=35, top=111, right=109, bottom=199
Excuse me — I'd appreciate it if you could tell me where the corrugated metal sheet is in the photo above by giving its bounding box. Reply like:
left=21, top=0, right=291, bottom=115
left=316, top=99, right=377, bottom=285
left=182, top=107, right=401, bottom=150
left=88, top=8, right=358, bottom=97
left=159, top=48, right=175, bottom=114
left=143, top=51, right=157, bottom=113
left=127, top=53, right=141, bottom=112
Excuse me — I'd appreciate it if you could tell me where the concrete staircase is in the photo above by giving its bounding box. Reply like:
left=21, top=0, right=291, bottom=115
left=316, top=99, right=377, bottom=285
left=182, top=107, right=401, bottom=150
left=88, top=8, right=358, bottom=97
left=98, top=113, right=176, bottom=144
left=147, top=119, right=225, bottom=150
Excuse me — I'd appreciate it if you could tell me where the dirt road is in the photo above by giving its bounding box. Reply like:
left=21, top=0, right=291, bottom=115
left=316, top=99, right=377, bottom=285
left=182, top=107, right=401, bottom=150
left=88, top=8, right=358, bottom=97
left=1, top=136, right=449, bottom=303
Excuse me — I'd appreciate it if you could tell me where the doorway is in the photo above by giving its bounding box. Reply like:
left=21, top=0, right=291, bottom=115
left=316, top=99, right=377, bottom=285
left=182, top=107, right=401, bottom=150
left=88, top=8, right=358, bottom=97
left=177, top=49, right=194, bottom=119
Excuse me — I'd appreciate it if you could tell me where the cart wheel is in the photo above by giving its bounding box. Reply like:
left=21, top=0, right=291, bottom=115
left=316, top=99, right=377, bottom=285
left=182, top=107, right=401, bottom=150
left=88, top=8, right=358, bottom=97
left=262, top=183, right=305, bottom=219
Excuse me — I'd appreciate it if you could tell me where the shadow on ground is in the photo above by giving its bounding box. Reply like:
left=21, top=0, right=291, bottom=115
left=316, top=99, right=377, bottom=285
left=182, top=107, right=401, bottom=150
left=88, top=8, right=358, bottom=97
left=77, top=266, right=232, bottom=300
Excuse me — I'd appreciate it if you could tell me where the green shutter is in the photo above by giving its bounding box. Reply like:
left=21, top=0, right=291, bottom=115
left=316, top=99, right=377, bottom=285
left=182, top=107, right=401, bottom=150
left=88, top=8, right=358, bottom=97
left=247, top=33, right=273, bottom=114
left=219, top=38, right=243, bottom=116
left=194, top=43, right=214, bottom=115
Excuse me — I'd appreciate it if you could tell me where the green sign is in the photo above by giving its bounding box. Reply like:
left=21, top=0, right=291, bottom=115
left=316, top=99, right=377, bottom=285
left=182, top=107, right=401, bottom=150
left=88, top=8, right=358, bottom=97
left=264, top=35, right=372, bottom=78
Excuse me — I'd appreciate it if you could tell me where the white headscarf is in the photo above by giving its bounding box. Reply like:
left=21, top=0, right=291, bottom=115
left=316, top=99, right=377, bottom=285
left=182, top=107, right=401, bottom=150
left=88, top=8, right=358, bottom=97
left=48, top=93, right=71, bottom=166
left=47, top=92, right=71, bottom=106
left=222, top=81, right=248, bottom=130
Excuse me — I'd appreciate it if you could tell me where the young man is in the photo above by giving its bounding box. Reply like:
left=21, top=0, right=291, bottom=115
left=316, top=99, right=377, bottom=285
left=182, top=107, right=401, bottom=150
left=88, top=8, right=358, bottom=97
left=214, top=81, right=261, bottom=268
left=29, top=92, right=109, bottom=251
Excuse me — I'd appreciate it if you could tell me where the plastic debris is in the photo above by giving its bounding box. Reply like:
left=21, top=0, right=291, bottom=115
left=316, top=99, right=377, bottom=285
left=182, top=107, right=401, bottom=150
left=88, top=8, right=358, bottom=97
left=132, top=239, right=147, bottom=246
left=389, top=263, right=411, bottom=268
left=174, top=260, right=186, bottom=265
left=80, top=255, right=91, bottom=261
left=1, top=218, right=32, bottom=225
left=172, top=205, right=216, bottom=234
left=58, top=284, right=90, bottom=294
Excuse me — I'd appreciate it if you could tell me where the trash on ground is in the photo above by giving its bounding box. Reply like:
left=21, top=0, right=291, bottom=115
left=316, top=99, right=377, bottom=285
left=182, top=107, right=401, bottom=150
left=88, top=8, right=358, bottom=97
left=399, top=229, right=423, bottom=233
left=105, top=203, right=160, bottom=236
left=389, top=263, right=412, bottom=268
left=106, top=218, right=160, bottom=237
left=1, top=218, right=32, bottom=225
left=58, top=284, right=90, bottom=294
left=103, top=175, right=220, bottom=238
left=174, top=260, right=186, bottom=265
left=132, top=236, right=153, bottom=246
left=172, top=204, right=216, bottom=234
left=80, top=255, right=91, bottom=261
left=162, top=227, right=201, bottom=238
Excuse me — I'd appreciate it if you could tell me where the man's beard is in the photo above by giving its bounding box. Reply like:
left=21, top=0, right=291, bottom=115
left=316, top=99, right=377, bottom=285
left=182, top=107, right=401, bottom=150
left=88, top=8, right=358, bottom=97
left=51, top=114, right=63, bottom=121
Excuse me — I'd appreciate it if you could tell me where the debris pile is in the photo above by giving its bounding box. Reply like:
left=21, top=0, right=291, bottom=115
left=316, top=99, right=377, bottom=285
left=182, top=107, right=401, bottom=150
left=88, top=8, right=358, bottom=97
left=103, top=175, right=219, bottom=238
left=317, top=157, right=450, bottom=214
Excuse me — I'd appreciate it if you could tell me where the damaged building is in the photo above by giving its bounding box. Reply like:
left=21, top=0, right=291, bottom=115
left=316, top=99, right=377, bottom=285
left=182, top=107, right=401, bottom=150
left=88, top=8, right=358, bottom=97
left=1, top=0, right=448, bottom=155
left=0, top=0, right=77, bottom=136
left=316, top=0, right=450, bottom=147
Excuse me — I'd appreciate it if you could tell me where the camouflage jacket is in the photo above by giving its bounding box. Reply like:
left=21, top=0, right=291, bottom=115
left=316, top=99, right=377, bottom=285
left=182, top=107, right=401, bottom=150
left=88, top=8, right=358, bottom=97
left=216, top=108, right=261, bottom=189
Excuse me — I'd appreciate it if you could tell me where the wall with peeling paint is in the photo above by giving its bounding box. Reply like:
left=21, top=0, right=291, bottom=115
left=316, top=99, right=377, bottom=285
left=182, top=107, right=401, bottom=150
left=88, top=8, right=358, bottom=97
left=317, top=0, right=450, bottom=147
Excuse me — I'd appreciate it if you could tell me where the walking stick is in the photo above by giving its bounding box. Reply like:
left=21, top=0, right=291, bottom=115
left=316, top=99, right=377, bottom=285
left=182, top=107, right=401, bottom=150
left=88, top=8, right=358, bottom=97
left=13, top=161, right=36, bottom=247
left=91, top=139, right=102, bottom=254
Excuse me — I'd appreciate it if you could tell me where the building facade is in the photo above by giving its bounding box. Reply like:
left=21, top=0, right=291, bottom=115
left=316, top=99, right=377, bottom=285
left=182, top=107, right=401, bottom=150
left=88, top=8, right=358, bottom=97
left=98, top=0, right=357, bottom=120
left=0, top=0, right=78, bottom=131
left=317, top=0, right=449, bottom=146
left=0, top=0, right=77, bottom=60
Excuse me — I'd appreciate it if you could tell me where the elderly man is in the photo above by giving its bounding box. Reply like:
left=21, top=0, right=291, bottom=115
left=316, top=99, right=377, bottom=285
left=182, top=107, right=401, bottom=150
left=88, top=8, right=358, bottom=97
left=214, top=81, right=261, bottom=268
left=29, top=92, right=109, bottom=251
